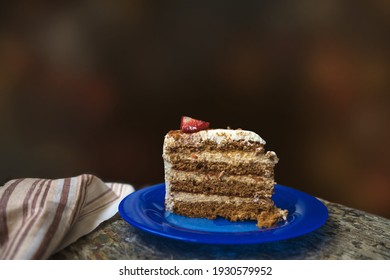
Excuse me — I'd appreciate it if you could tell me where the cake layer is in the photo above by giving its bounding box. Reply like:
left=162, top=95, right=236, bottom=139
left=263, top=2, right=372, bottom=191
left=166, top=192, right=287, bottom=225
left=164, top=129, right=266, bottom=153
left=165, top=140, right=264, bottom=153
left=166, top=159, right=275, bottom=177
left=166, top=170, right=274, bottom=197
left=166, top=192, right=275, bottom=221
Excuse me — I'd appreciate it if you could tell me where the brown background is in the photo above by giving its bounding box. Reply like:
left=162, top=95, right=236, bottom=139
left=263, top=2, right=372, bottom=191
left=1, top=0, right=389, bottom=218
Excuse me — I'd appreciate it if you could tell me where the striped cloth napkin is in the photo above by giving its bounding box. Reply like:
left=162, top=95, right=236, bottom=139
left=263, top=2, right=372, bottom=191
left=0, top=174, right=134, bottom=259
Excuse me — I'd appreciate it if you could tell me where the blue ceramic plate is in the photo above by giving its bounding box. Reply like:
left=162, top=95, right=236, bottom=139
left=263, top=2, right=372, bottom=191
left=118, top=183, right=328, bottom=244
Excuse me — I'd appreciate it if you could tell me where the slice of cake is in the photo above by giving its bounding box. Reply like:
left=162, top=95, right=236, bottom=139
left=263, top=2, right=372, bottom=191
left=163, top=116, right=288, bottom=228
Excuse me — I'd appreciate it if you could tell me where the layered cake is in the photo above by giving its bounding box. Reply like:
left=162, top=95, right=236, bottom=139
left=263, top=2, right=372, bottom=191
left=163, top=116, right=287, bottom=228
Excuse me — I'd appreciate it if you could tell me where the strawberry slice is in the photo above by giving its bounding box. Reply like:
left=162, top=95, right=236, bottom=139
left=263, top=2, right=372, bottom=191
left=180, top=116, right=210, bottom=133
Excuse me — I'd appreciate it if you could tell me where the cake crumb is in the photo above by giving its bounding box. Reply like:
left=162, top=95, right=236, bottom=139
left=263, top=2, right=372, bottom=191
left=256, top=208, right=287, bottom=228
left=255, top=147, right=264, bottom=155
left=218, top=170, right=225, bottom=180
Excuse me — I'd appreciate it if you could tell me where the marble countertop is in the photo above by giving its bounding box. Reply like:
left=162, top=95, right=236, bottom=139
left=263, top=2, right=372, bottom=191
left=52, top=199, right=390, bottom=260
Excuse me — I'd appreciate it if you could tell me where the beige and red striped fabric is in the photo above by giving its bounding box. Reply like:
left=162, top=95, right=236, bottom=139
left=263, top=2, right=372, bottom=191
left=0, top=174, right=134, bottom=259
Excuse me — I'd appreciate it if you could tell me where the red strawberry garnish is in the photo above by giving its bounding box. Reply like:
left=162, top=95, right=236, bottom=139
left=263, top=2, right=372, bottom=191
left=180, top=116, right=210, bottom=133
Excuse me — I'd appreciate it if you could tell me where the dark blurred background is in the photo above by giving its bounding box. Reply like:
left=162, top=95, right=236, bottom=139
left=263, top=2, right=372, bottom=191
left=0, top=0, right=389, bottom=218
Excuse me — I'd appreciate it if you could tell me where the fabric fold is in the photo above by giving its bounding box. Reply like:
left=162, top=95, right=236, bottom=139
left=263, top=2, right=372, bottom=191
left=0, top=174, right=134, bottom=259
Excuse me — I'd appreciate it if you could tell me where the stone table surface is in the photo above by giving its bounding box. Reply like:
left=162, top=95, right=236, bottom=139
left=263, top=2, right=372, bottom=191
left=51, top=199, right=390, bottom=260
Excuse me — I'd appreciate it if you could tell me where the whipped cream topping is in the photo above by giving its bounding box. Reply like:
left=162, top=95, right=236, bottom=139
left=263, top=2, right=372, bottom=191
left=165, top=129, right=266, bottom=146
left=197, top=129, right=266, bottom=144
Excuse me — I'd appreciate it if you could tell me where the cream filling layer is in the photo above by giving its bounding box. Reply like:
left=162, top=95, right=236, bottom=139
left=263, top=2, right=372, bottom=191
left=168, top=191, right=270, bottom=204
left=166, top=169, right=274, bottom=187
left=163, top=150, right=278, bottom=165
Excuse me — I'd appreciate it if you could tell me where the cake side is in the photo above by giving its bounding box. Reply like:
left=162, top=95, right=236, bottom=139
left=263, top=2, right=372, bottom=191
left=163, top=129, right=277, bottom=198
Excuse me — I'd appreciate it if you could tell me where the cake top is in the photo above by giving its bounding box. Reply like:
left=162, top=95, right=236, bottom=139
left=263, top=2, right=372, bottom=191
left=165, top=129, right=266, bottom=145
left=165, top=116, right=266, bottom=145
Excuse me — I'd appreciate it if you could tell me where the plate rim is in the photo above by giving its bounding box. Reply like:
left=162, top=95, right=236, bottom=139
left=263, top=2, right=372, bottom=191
left=118, top=183, right=328, bottom=244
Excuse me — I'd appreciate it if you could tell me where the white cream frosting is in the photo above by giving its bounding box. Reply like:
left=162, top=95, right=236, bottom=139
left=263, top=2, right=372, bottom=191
left=196, top=129, right=266, bottom=145
left=164, top=150, right=278, bottom=165
left=171, top=191, right=270, bottom=204
left=164, top=129, right=266, bottom=146
left=165, top=169, right=274, bottom=187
